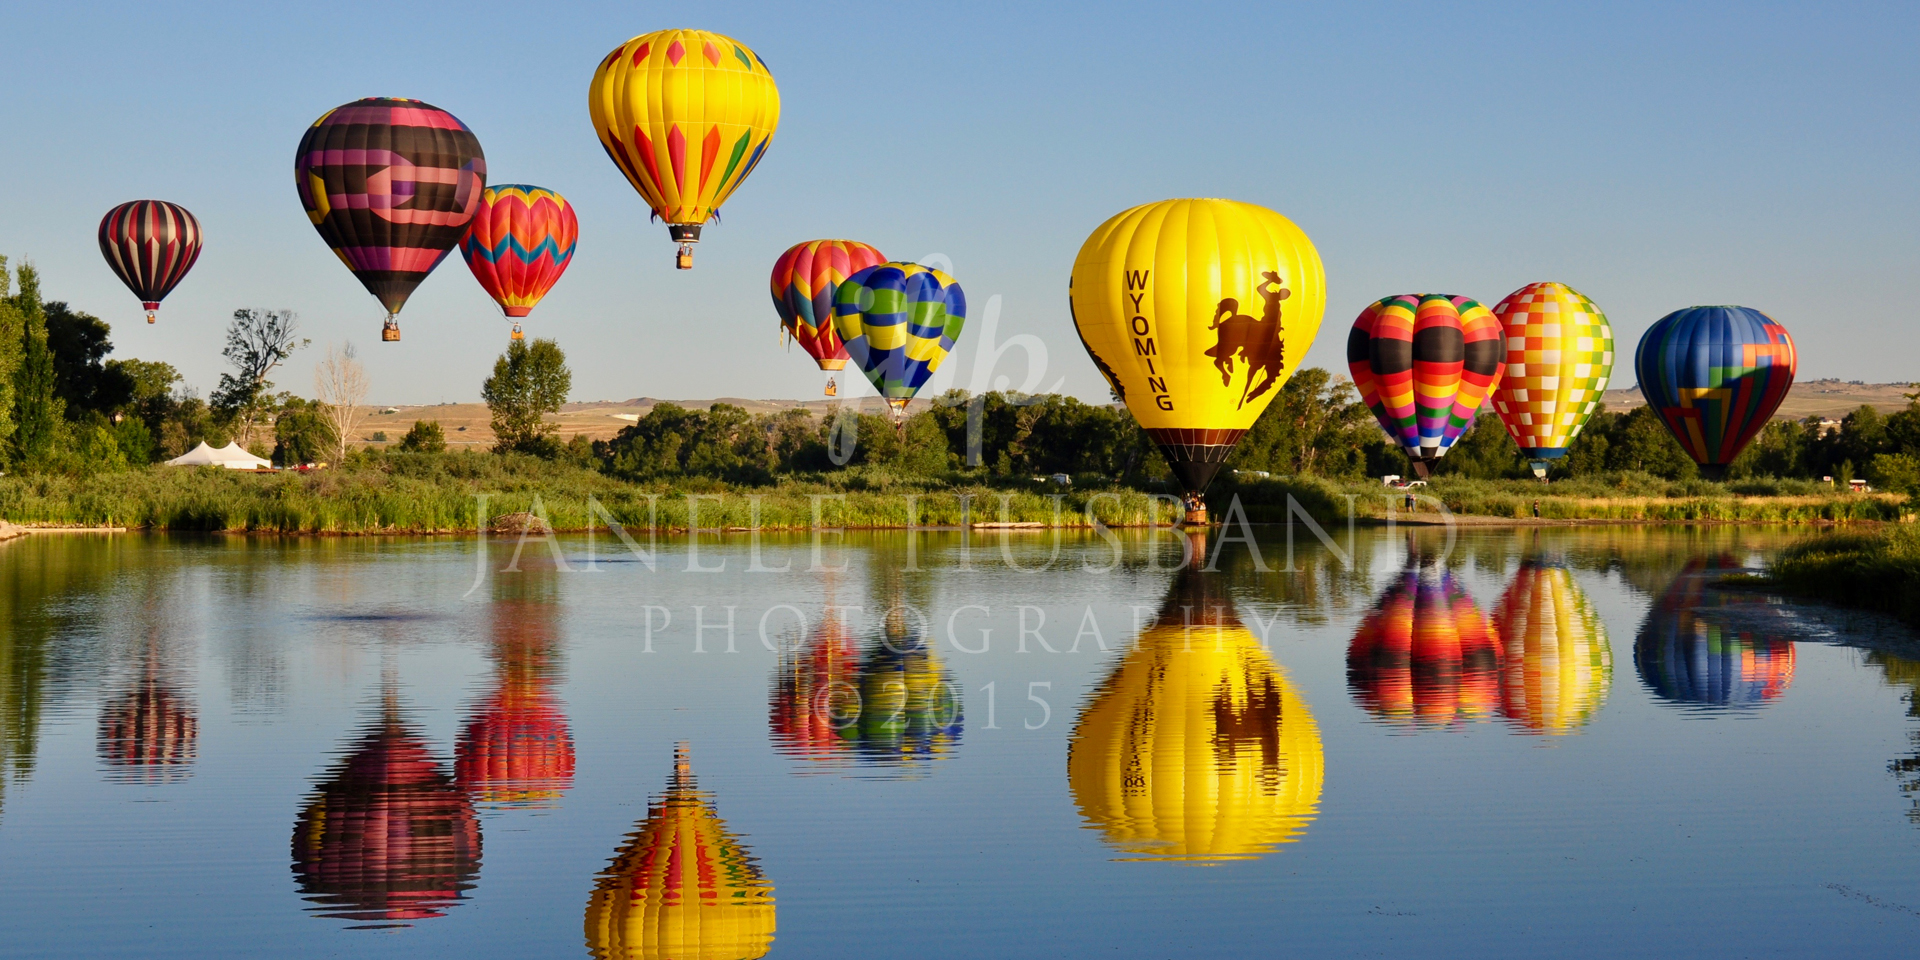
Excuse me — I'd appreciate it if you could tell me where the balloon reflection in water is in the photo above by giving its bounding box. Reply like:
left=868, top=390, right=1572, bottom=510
left=292, top=690, right=481, bottom=925
left=1346, top=565, right=1500, bottom=729
left=1491, top=561, right=1613, bottom=735
left=768, top=609, right=961, bottom=775
left=97, top=643, right=197, bottom=783
left=455, top=597, right=574, bottom=808
left=1634, top=558, right=1795, bottom=709
left=586, top=745, right=775, bottom=960
left=1069, top=562, right=1323, bottom=861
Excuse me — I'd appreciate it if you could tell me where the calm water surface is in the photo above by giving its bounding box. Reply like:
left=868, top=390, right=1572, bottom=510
left=2, top=526, right=1918, bottom=958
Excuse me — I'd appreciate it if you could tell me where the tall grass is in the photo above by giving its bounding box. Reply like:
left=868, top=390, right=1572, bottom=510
left=1762, top=524, right=1920, bottom=623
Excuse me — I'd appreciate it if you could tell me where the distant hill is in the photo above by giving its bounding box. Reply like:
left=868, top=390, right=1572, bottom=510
left=1600, top=378, right=1915, bottom=421
left=351, top=379, right=1916, bottom=448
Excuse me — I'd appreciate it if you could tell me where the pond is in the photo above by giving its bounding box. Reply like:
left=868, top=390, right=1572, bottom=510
left=1, top=525, right=1917, bottom=958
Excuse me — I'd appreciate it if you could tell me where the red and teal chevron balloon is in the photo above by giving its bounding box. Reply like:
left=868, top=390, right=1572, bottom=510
left=459, top=184, right=578, bottom=319
left=770, top=239, right=886, bottom=372
left=832, top=263, right=966, bottom=411
left=1633, top=306, right=1796, bottom=473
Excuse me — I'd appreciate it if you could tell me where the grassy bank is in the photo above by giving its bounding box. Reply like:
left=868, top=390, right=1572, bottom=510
left=0, top=452, right=1905, bottom=534
left=1757, top=524, right=1920, bottom=623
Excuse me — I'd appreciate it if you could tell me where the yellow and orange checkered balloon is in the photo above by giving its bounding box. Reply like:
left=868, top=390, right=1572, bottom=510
left=1488, top=282, right=1614, bottom=463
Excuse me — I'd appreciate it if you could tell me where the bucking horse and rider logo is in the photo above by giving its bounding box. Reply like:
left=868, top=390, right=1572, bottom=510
left=1205, top=270, right=1289, bottom=408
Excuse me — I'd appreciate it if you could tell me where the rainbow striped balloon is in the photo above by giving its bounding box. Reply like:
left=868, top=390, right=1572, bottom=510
left=1489, top=282, right=1614, bottom=466
left=1347, top=566, right=1501, bottom=730
left=770, top=239, right=887, bottom=374
left=833, top=263, right=966, bottom=415
left=1347, top=294, right=1506, bottom=474
left=459, top=184, right=578, bottom=332
left=1634, top=306, right=1796, bottom=477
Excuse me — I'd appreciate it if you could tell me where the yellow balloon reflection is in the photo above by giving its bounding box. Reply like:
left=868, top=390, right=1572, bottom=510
left=1068, top=563, right=1323, bottom=861
left=586, top=745, right=775, bottom=960
left=1491, top=561, right=1613, bottom=735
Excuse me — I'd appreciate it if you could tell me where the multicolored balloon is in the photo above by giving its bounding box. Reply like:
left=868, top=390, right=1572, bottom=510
left=1635, top=558, right=1796, bottom=709
left=1348, top=294, right=1506, bottom=477
left=98, top=200, right=202, bottom=324
left=295, top=97, right=487, bottom=341
left=585, top=746, right=775, bottom=960
left=1634, top=306, right=1796, bottom=479
left=458, top=184, right=578, bottom=341
left=588, top=29, right=780, bottom=269
left=1068, top=565, right=1322, bottom=862
left=833, top=262, right=966, bottom=417
left=1070, top=198, right=1327, bottom=518
left=454, top=597, right=574, bottom=808
left=1347, top=566, right=1501, bottom=730
left=1491, top=560, right=1612, bottom=735
left=770, top=240, right=887, bottom=391
left=1489, top=282, right=1615, bottom=477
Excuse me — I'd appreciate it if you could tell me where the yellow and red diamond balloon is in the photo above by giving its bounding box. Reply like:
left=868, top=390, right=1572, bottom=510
left=588, top=29, right=780, bottom=269
left=1488, top=282, right=1614, bottom=478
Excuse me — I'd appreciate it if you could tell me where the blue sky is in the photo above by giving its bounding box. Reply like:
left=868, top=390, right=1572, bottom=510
left=1, top=1, right=1914, bottom=404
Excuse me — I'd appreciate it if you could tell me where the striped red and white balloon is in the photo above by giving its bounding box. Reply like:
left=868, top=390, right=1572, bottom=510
left=98, top=200, right=203, bottom=323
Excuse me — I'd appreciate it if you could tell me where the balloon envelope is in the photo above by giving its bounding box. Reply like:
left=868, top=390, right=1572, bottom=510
left=1489, top=282, right=1614, bottom=461
left=770, top=240, right=887, bottom=372
left=1633, top=306, right=1796, bottom=475
left=833, top=263, right=966, bottom=412
left=1635, top=558, right=1795, bottom=708
left=295, top=97, right=487, bottom=318
left=1069, top=198, right=1326, bottom=497
left=1347, top=566, right=1501, bottom=729
left=587, top=29, right=780, bottom=265
left=458, top=184, right=578, bottom=322
left=1491, top=560, right=1612, bottom=734
left=97, top=200, right=202, bottom=322
left=1348, top=294, right=1505, bottom=472
left=585, top=748, right=775, bottom=960
left=1068, top=567, right=1322, bottom=861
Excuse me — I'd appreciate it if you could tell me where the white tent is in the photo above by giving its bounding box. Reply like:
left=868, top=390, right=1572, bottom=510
left=165, top=441, right=273, bottom=470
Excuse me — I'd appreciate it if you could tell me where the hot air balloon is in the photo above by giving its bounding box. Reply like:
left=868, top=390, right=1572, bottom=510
left=1070, top=198, right=1327, bottom=523
left=1635, top=557, right=1795, bottom=709
left=458, top=184, right=578, bottom=341
left=768, top=611, right=860, bottom=764
left=585, top=745, right=776, bottom=960
left=293, top=689, right=481, bottom=923
left=295, top=97, right=487, bottom=341
left=588, top=29, right=780, bottom=270
left=1634, top=306, right=1796, bottom=479
left=97, top=671, right=197, bottom=783
left=1068, top=548, right=1323, bottom=861
left=771, top=239, right=887, bottom=395
left=1491, top=560, right=1612, bottom=735
left=833, top=262, right=966, bottom=421
left=1347, top=565, right=1501, bottom=730
left=1348, top=295, right=1506, bottom=479
left=1489, top=282, right=1615, bottom=479
left=454, top=596, right=574, bottom=808
left=97, top=200, right=202, bottom=324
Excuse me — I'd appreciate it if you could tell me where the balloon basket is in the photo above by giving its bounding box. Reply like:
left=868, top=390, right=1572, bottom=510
left=1182, top=508, right=1209, bottom=527
left=381, top=316, right=401, bottom=342
left=510, top=322, right=524, bottom=342
left=146, top=313, right=156, bottom=325
left=675, top=244, right=694, bottom=270
left=823, top=378, right=838, bottom=398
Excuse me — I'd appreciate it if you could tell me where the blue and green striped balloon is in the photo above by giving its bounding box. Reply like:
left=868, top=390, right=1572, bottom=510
left=832, top=263, right=967, bottom=414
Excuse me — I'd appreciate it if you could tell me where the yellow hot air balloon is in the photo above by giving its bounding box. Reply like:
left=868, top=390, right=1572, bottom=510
left=1070, top=198, right=1326, bottom=523
left=588, top=29, right=781, bottom=269
left=1490, top=561, right=1612, bottom=735
left=585, top=745, right=775, bottom=960
left=1068, top=562, right=1323, bottom=861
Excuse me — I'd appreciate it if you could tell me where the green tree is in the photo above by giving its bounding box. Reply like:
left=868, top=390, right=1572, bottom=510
left=7, top=262, right=65, bottom=465
left=0, top=258, right=22, bottom=455
left=1603, top=406, right=1698, bottom=479
left=602, top=402, right=773, bottom=484
left=1867, top=453, right=1920, bottom=498
left=398, top=419, right=447, bottom=453
left=272, top=397, right=336, bottom=466
left=43, top=302, right=131, bottom=416
left=482, top=338, right=571, bottom=454
left=211, top=308, right=306, bottom=450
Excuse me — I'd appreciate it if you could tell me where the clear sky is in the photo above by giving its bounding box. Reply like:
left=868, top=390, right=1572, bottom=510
left=1, top=1, right=1914, bottom=405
